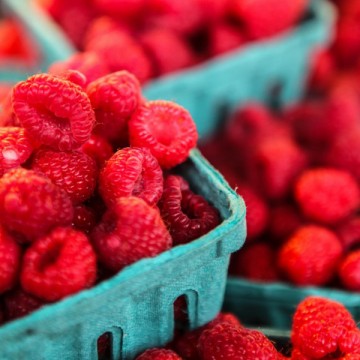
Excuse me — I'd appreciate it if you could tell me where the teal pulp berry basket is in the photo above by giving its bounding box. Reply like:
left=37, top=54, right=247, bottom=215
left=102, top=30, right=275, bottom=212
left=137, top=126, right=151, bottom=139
left=0, top=150, right=246, bottom=360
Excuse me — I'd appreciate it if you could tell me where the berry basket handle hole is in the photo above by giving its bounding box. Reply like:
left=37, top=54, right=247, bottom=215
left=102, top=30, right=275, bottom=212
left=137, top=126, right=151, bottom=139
left=97, top=327, right=123, bottom=360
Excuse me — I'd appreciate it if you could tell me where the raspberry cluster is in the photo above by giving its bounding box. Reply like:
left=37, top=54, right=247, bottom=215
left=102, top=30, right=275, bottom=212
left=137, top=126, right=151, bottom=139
left=0, top=69, right=219, bottom=324
left=41, top=0, right=308, bottom=83
left=135, top=297, right=360, bottom=360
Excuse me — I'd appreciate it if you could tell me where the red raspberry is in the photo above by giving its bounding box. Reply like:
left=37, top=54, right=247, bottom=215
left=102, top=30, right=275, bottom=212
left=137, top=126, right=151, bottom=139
left=0, top=127, right=33, bottom=176
left=338, top=250, right=360, bottom=291
left=230, top=0, right=308, bottom=40
left=196, top=0, right=229, bottom=23
left=12, top=73, right=96, bottom=151
left=86, top=71, right=141, bottom=143
left=129, top=101, right=198, bottom=168
left=54, top=70, right=88, bottom=89
left=341, top=355, right=360, bottom=360
left=0, top=95, right=20, bottom=127
left=335, top=217, right=360, bottom=251
left=72, top=204, right=97, bottom=234
left=31, top=148, right=98, bottom=204
left=294, top=168, right=360, bottom=224
left=92, top=197, right=172, bottom=271
left=159, top=175, right=220, bottom=245
left=94, top=0, right=146, bottom=20
left=0, top=226, right=21, bottom=294
left=278, top=226, right=342, bottom=286
left=208, top=23, right=246, bottom=57
left=0, top=168, right=73, bottom=241
left=48, top=52, right=110, bottom=87
left=339, top=329, right=360, bottom=355
left=4, top=289, right=44, bottom=321
left=81, top=134, right=113, bottom=168
left=292, top=297, right=357, bottom=358
left=231, top=242, right=279, bottom=281
left=140, top=28, right=195, bottom=76
left=99, top=147, right=163, bottom=207
left=290, top=348, right=311, bottom=360
left=236, top=184, right=269, bottom=240
left=198, top=322, right=279, bottom=360
left=21, top=227, right=97, bottom=301
left=136, top=348, right=181, bottom=360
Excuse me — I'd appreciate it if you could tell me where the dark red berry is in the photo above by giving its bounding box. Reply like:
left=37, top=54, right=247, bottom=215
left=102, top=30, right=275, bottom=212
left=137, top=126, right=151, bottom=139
left=81, top=134, right=113, bottom=169
left=72, top=204, right=97, bottom=234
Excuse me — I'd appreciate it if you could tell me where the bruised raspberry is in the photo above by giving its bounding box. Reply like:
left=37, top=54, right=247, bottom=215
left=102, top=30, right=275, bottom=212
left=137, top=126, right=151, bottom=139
left=99, top=147, right=163, bottom=207
left=295, top=168, right=360, bottom=224
left=278, top=226, right=343, bottom=286
left=198, top=322, right=279, bottom=360
left=21, top=227, right=97, bottom=301
left=92, top=197, right=172, bottom=272
left=136, top=348, right=181, bottom=360
left=4, top=289, right=44, bottom=321
left=86, top=71, right=141, bottom=143
left=335, top=217, right=360, bottom=251
left=159, top=175, right=220, bottom=245
left=0, top=226, right=21, bottom=294
left=81, top=134, right=113, bottom=168
left=72, top=204, right=97, bottom=234
left=0, top=127, right=33, bottom=176
left=292, top=297, right=357, bottom=358
left=49, top=52, right=110, bottom=87
left=31, top=148, right=98, bottom=204
left=338, top=250, right=360, bottom=291
left=129, top=101, right=198, bottom=168
left=12, top=73, right=95, bottom=151
left=0, top=168, right=73, bottom=241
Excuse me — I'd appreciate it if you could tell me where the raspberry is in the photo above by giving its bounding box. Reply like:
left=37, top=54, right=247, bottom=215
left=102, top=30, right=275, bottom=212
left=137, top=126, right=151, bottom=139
left=335, top=217, right=360, bottom=251
left=4, top=289, right=44, bottom=321
left=290, top=348, right=311, bottom=360
left=72, top=204, right=97, bottom=234
left=31, top=148, right=98, bottom=204
left=292, top=297, right=357, bottom=358
left=338, top=250, right=360, bottom=291
left=21, top=227, right=97, bottom=301
left=294, top=168, right=360, bottom=224
left=49, top=52, right=110, bottom=87
left=0, top=168, right=73, bottom=241
left=81, top=134, right=113, bottom=168
left=0, top=127, right=33, bottom=176
left=55, top=70, right=88, bottom=89
left=140, top=28, right=195, bottom=76
left=230, top=0, right=308, bottom=40
left=99, top=147, right=163, bottom=207
left=198, top=323, right=279, bottom=360
left=136, top=348, right=181, bottom=360
left=12, top=73, right=96, bottom=151
left=339, top=329, right=360, bottom=354
left=231, top=242, right=279, bottom=281
left=0, top=226, right=21, bottom=294
left=308, top=49, right=335, bottom=93
left=0, top=95, right=20, bottom=128
left=341, top=355, right=360, bottom=360
left=129, top=101, right=198, bottom=168
left=159, top=175, right=220, bottom=245
left=86, top=71, right=141, bottom=143
left=279, top=226, right=343, bottom=285
left=196, top=0, right=229, bottom=23
left=94, top=0, right=146, bottom=20
left=92, top=197, right=172, bottom=271
left=236, top=184, right=269, bottom=240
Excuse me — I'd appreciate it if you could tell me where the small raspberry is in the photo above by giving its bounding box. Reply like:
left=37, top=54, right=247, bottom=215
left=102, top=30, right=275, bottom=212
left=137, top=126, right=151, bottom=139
left=159, top=175, right=220, bottom=245
left=99, top=147, right=163, bottom=207
left=31, top=148, right=98, bottom=204
left=294, top=168, right=360, bottom=224
left=4, top=289, right=44, bottom=321
left=338, top=250, right=360, bottom=291
left=72, top=204, right=97, bottom=234
left=49, top=52, right=110, bottom=87
left=231, top=242, right=279, bottom=281
left=335, top=217, right=360, bottom=251
left=54, top=70, right=88, bottom=89
left=0, top=226, right=21, bottom=294
left=81, top=134, right=113, bottom=168
left=94, top=0, right=145, bottom=19
left=136, top=348, right=181, bottom=360
left=0, top=94, right=20, bottom=127
left=308, top=49, right=335, bottom=93
left=92, top=197, right=172, bottom=272
left=278, top=226, right=343, bottom=285
left=21, top=227, right=97, bottom=301
left=140, top=28, right=195, bottom=76
left=196, top=0, right=229, bottom=23
left=292, top=297, right=357, bottom=358
left=0, top=168, right=73, bottom=241
left=0, top=127, right=33, bottom=176
left=12, top=73, right=96, bottom=151
left=86, top=71, right=141, bottom=143
left=129, top=101, right=198, bottom=168
left=198, top=323, right=279, bottom=360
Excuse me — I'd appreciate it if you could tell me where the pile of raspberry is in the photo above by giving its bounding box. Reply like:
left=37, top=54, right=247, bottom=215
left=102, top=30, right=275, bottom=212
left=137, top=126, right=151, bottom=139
left=201, top=76, right=360, bottom=291
left=41, top=0, right=308, bottom=83
left=0, top=69, right=220, bottom=325
left=132, top=296, right=360, bottom=360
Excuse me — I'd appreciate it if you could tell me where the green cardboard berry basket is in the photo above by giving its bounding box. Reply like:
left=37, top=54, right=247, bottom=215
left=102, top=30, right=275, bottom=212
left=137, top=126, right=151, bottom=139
left=0, top=150, right=246, bottom=360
